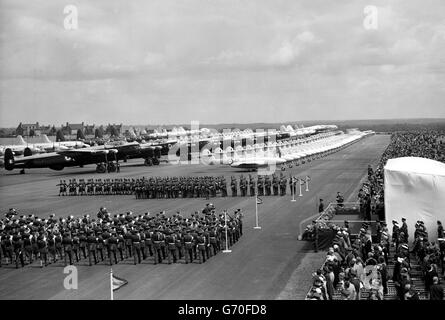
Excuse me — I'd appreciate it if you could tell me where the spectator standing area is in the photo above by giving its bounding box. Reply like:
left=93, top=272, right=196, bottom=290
left=304, top=131, right=445, bottom=301
left=0, top=134, right=390, bottom=299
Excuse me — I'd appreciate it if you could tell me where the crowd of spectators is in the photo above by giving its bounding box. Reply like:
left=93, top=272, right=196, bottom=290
left=359, top=130, right=445, bottom=219
left=306, top=217, right=444, bottom=300
left=307, top=130, right=445, bottom=300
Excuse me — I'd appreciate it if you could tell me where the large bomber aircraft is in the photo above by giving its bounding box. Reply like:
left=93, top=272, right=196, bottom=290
left=0, top=136, right=43, bottom=156
left=23, top=134, right=90, bottom=152
left=3, top=140, right=176, bottom=174
left=0, top=135, right=90, bottom=157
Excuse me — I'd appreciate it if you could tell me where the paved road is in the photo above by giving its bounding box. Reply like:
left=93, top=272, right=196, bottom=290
left=0, top=134, right=390, bottom=299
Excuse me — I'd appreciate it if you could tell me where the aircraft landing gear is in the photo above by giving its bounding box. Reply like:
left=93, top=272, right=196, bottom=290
left=96, top=163, right=106, bottom=173
left=107, top=162, right=116, bottom=173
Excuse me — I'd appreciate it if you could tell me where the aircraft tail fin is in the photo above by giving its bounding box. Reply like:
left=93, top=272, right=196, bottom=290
left=4, top=148, right=15, bottom=170
left=42, top=134, right=52, bottom=144
left=16, top=135, right=26, bottom=145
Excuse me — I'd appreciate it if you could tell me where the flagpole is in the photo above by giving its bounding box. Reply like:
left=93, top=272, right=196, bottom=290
left=299, top=178, right=303, bottom=197
left=254, top=192, right=261, bottom=229
left=291, top=176, right=296, bottom=202
left=110, top=268, right=114, bottom=300
left=223, top=210, right=232, bottom=253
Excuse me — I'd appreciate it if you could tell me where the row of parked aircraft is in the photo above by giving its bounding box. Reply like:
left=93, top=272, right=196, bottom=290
left=139, top=124, right=338, bottom=141
left=1, top=125, right=374, bottom=173
left=200, top=130, right=374, bottom=170
left=0, top=135, right=90, bottom=157
left=2, top=138, right=174, bottom=174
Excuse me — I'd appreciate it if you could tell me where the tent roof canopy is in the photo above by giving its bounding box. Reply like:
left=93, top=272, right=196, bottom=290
left=384, top=157, right=445, bottom=176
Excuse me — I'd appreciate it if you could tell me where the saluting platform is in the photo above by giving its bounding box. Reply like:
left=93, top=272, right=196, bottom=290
left=0, top=134, right=390, bottom=300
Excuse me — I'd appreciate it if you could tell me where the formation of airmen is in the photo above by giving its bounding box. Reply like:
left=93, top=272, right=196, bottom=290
left=253, top=173, right=290, bottom=197
left=134, top=176, right=228, bottom=199
left=57, top=174, right=296, bottom=198
left=57, top=179, right=136, bottom=196
left=0, top=205, right=243, bottom=268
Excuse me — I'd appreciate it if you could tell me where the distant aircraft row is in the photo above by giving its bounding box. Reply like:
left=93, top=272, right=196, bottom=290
left=1, top=125, right=374, bottom=173
left=140, top=124, right=339, bottom=141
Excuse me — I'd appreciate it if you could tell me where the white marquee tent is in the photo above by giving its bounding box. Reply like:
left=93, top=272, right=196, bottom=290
left=384, top=157, right=445, bottom=242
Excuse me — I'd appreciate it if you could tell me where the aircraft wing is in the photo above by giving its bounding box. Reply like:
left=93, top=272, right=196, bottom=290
left=56, top=148, right=117, bottom=157
left=55, top=149, right=118, bottom=162
left=12, top=152, right=62, bottom=161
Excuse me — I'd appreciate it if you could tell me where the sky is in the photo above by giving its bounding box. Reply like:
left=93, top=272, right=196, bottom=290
left=0, top=0, right=444, bottom=127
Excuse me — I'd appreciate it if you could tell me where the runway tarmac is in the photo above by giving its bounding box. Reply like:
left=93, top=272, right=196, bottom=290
left=0, top=134, right=390, bottom=299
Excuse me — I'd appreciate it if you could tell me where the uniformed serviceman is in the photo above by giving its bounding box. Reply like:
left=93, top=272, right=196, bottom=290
left=96, top=231, right=106, bottom=262
left=235, top=209, right=243, bottom=237
left=131, top=230, right=143, bottom=265
left=257, top=176, right=264, bottom=196
left=175, top=228, right=183, bottom=260
left=165, top=229, right=178, bottom=264
left=240, top=175, right=247, bottom=197
left=221, top=178, right=227, bottom=197
left=116, top=230, right=125, bottom=261
left=152, top=229, right=164, bottom=265
left=280, top=174, right=287, bottom=196
left=23, top=232, right=34, bottom=264
left=183, top=229, right=194, bottom=264
left=37, top=233, right=48, bottom=267
left=203, top=227, right=212, bottom=258
left=265, top=175, right=271, bottom=196
left=13, top=232, right=25, bottom=268
left=124, top=229, right=133, bottom=258
left=57, top=180, right=67, bottom=196
left=231, top=177, right=237, bottom=197
left=78, top=230, right=87, bottom=259
left=54, top=231, right=63, bottom=262
left=196, top=230, right=207, bottom=264
left=107, top=231, right=118, bottom=265
left=289, top=175, right=294, bottom=197
left=47, top=233, right=57, bottom=264
left=273, top=175, right=279, bottom=196
left=208, top=226, right=219, bottom=256
left=72, top=232, right=80, bottom=263
left=62, top=232, right=73, bottom=266
left=87, top=231, right=98, bottom=266
left=190, top=227, right=199, bottom=261
left=249, top=175, right=255, bottom=197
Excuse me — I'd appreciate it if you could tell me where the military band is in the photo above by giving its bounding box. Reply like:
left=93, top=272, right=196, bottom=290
left=0, top=206, right=243, bottom=268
